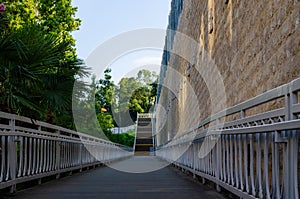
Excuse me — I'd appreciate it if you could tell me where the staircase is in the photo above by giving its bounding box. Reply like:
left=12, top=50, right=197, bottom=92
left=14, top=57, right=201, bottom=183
left=134, top=114, right=153, bottom=156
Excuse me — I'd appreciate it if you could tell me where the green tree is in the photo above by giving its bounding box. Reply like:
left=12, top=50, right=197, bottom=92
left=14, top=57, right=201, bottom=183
left=117, top=77, right=141, bottom=110
left=90, top=69, right=158, bottom=146
left=115, top=69, right=158, bottom=125
left=0, top=5, right=88, bottom=128
left=115, top=77, right=141, bottom=126
left=4, top=0, right=80, bottom=57
left=95, top=68, right=116, bottom=115
left=96, top=112, right=114, bottom=134
left=136, top=69, right=158, bottom=86
left=136, top=69, right=152, bottom=86
left=149, top=78, right=158, bottom=104
left=129, top=87, right=151, bottom=113
left=94, top=69, right=116, bottom=136
left=0, top=24, right=66, bottom=113
left=0, top=24, right=88, bottom=121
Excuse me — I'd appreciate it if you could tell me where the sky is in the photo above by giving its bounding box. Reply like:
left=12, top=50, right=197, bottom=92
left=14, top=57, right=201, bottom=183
left=71, top=0, right=172, bottom=83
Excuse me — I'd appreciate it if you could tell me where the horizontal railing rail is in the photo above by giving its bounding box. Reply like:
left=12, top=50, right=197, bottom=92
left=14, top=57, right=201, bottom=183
left=156, top=77, right=300, bottom=199
left=110, top=124, right=136, bottom=134
left=138, top=113, right=153, bottom=119
left=0, top=111, right=133, bottom=193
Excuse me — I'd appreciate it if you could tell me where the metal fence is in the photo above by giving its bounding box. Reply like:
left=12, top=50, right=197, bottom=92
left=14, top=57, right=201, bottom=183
left=156, top=77, right=300, bottom=199
left=0, top=112, right=133, bottom=192
left=110, top=125, right=136, bottom=134
left=138, top=113, right=153, bottom=119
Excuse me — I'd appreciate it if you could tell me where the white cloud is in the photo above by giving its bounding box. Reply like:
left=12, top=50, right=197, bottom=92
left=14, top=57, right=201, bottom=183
left=134, top=56, right=162, bottom=66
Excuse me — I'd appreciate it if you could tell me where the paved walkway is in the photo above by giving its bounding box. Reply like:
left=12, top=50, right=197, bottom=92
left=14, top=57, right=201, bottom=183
left=7, top=157, right=225, bottom=199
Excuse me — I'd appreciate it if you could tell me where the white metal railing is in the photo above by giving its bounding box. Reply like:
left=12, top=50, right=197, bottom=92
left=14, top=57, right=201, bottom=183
left=110, top=125, right=136, bottom=134
left=0, top=112, right=133, bottom=192
left=133, top=117, right=139, bottom=152
left=138, top=113, right=153, bottom=119
left=155, top=77, right=300, bottom=199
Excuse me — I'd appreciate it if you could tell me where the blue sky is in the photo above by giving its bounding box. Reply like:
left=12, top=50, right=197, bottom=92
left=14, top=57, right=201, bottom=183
left=71, top=0, right=171, bottom=83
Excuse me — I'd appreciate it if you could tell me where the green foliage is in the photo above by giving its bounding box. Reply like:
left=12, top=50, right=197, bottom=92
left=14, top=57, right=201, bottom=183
left=94, top=69, right=117, bottom=139
left=0, top=24, right=65, bottom=113
left=97, top=112, right=114, bottom=133
left=4, top=0, right=81, bottom=57
left=107, top=132, right=135, bottom=147
left=116, top=69, right=158, bottom=125
left=136, top=69, right=157, bottom=86
left=93, top=69, right=134, bottom=147
left=95, top=68, right=156, bottom=129
left=0, top=4, right=88, bottom=129
left=96, top=68, right=116, bottom=115
left=94, top=68, right=157, bottom=146
left=123, top=128, right=136, bottom=136
left=129, top=87, right=151, bottom=113
left=117, top=77, right=141, bottom=112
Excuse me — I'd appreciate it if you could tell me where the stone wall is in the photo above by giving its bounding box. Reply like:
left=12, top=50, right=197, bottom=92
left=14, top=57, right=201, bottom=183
left=156, top=0, right=300, bottom=145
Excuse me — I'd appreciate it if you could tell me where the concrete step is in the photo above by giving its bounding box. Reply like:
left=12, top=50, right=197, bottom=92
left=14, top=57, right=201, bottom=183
left=137, top=131, right=152, bottom=135
left=137, top=131, right=152, bottom=134
left=137, top=127, right=152, bottom=131
left=137, top=130, right=152, bottom=133
left=136, top=139, right=153, bottom=144
left=135, top=144, right=153, bottom=147
left=136, top=134, right=152, bottom=138
left=135, top=145, right=153, bottom=151
left=134, top=151, right=150, bottom=156
left=138, top=123, right=151, bottom=126
left=138, top=118, right=151, bottom=122
left=138, top=121, right=151, bottom=126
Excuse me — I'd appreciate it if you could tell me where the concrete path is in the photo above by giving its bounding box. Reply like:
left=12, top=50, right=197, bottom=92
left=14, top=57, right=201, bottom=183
left=6, top=157, right=226, bottom=199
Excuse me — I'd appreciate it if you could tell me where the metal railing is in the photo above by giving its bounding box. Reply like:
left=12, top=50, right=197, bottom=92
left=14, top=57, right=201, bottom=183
left=0, top=112, right=133, bottom=192
left=138, top=113, right=153, bottom=119
left=156, top=77, right=300, bottom=199
left=110, top=125, right=136, bottom=134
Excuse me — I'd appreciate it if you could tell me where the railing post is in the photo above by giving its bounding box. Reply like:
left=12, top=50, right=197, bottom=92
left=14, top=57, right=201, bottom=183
left=9, top=118, right=16, bottom=193
left=239, top=110, right=245, bottom=192
left=280, top=88, right=299, bottom=199
left=192, top=143, right=196, bottom=179
left=79, top=143, right=83, bottom=172
left=152, top=114, right=156, bottom=156
left=55, top=131, right=61, bottom=179
left=284, top=89, right=299, bottom=199
left=290, top=91, right=299, bottom=199
left=215, top=118, right=221, bottom=192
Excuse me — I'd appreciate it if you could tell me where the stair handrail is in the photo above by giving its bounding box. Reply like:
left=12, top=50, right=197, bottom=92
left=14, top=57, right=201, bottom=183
left=133, top=113, right=139, bottom=152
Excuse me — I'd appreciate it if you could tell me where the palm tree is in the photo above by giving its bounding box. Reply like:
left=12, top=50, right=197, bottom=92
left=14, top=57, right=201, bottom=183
left=0, top=24, right=89, bottom=126
left=38, top=58, right=90, bottom=124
